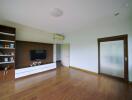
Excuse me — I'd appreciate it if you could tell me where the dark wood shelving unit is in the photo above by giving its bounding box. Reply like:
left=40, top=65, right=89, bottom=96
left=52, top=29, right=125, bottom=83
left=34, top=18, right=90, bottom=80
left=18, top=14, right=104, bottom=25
left=0, top=25, right=16, bottom=81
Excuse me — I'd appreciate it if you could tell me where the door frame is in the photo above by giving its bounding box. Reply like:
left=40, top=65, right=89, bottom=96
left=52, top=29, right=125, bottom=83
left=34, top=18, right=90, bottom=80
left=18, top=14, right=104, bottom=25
left=98, top=34, right=128, bottom=81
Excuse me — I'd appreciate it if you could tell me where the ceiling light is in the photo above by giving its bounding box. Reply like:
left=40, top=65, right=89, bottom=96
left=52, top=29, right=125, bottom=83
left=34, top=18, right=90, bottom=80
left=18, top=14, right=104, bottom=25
left=114, top=12, right=120, bottom=16
left=51, top=8, right=63, bottom=17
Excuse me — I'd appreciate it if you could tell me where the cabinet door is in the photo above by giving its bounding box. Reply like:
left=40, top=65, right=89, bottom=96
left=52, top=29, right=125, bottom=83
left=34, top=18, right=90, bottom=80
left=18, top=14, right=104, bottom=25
left=5, top=69, right=15, bottom=80
left=0, top=71, right=5, bottom=80
left=0, top=69, right=15, bottom=81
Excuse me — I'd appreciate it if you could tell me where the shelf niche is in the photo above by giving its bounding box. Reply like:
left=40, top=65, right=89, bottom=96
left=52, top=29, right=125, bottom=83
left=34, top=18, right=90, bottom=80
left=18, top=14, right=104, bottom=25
left=0, top=25, right=16, bottom=81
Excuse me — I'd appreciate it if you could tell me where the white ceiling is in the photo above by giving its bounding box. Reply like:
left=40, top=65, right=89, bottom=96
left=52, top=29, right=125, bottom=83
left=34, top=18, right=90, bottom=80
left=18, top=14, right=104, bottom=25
left=0, top=0, right=130, bottom=34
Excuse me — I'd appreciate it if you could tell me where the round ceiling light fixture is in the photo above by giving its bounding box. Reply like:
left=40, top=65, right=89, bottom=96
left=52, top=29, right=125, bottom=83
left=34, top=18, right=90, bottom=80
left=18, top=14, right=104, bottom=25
left=114, top=12, right=120, bottom=16
left=51, top=8, right=63, bottom=17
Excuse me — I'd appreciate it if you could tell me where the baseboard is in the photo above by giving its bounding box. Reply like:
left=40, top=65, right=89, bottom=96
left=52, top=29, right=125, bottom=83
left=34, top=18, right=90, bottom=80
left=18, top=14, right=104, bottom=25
left=70, top=66, right=98, bottom=75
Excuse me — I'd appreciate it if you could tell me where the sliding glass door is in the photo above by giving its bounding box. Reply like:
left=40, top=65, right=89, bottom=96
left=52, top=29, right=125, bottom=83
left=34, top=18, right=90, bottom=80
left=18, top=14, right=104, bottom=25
left=98, top=35, right=128, bottom=80
left=100, top=40, right=124, bottom=78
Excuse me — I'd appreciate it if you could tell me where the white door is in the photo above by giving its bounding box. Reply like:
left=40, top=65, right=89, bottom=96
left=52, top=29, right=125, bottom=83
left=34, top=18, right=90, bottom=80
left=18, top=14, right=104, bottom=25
left=61, top=44, right=70, bottom=67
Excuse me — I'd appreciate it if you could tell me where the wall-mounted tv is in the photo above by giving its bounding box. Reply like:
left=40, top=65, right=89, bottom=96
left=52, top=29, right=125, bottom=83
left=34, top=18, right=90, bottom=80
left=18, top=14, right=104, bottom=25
left=30, top=50, right=47, bottom=60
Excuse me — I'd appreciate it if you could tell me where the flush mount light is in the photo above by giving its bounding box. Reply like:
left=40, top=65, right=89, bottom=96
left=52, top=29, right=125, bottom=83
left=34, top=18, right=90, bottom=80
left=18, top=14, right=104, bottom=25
left=114, top=12, right=120, bottom=16
left=113, top=9, right=120, bottom=16
left=51, top=8, right=63, bottom=17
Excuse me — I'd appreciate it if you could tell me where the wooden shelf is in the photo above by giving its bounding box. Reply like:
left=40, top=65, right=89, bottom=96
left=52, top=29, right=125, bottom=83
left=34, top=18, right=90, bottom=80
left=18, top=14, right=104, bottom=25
left=0, top=55, right=14, bottom=57
left=0, top=32, right=15, bottom=36
left=0, top=61, right=14, bottom=65
left=0, top=47, right=15, bottom=49
left=0, top=25, right=16, bottom=81
left=0, top=40, right=15, bottom=43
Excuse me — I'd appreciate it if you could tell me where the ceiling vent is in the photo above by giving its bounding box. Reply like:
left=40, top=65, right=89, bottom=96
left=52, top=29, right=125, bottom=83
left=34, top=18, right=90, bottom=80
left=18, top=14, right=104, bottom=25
left=54, top=33, right=65, bottom=40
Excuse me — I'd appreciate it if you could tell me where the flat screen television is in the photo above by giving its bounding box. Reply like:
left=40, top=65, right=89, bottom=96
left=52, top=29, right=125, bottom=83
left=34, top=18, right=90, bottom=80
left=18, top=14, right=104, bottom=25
left=30, top=50, right=47, bottom=60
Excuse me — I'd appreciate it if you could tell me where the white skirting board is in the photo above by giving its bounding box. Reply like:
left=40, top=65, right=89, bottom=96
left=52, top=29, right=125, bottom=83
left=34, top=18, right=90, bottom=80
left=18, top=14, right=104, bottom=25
left=15, top=63, right=56, bottom=79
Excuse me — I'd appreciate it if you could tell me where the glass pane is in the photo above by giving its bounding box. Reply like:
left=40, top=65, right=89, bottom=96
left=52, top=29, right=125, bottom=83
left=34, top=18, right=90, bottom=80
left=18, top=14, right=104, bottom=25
left=100, top=40, right=124, bottom=78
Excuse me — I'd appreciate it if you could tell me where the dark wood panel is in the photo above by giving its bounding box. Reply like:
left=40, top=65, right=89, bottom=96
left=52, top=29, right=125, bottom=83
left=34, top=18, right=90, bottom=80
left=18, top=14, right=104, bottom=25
left=16, top=41, right=53, bottom=69
left=0, top=71, right=4, bottom=80
left=98, top=34, right=128, bottom=42
left=0, top=25, right=15, bottom=34
left=0, top=67, right=132, bottom=100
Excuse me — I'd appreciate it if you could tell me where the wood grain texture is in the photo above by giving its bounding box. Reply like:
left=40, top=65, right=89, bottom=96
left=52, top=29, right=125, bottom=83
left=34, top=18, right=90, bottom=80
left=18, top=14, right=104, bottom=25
left=0, top=67, right=132, bottom=100
left=16, top=41, right=53, bottom=69
left=0, top=69, right=15, bottom=81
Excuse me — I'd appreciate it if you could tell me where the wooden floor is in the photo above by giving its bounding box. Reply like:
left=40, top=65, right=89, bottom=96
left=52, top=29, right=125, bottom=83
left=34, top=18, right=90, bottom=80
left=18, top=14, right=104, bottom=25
left=0, top=67, right=132, bottom=100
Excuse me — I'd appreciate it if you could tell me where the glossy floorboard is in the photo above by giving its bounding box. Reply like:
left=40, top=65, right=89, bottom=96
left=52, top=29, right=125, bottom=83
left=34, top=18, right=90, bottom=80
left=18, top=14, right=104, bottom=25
left=0, top=67, right=132, bottom=100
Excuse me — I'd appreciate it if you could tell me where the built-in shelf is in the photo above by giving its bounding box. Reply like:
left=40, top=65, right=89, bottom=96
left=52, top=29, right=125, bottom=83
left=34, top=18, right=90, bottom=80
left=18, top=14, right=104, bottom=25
left=0, top=47, right=15, bottom=49
left=0, top=25, right=16, bottom=81
left=0, top=61, right=14, bottom=65
left=0, top=55, right=14, bottom=57
left=0, top=32, right=15, bottom=36
left=0, top=40, right=15, bottom=43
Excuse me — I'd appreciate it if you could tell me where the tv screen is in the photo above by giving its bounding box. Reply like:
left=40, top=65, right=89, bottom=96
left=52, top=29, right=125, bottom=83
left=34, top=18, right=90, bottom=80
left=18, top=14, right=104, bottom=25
left=30, top=50, right=47, bottom=60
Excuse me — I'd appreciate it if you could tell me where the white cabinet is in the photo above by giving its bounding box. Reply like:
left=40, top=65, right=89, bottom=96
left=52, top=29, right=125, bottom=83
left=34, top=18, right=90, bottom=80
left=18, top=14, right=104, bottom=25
left=15, top=63, right=56, bottom=79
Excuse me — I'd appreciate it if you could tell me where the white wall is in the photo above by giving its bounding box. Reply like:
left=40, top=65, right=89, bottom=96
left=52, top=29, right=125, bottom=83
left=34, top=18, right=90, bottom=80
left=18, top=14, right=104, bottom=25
left=53, top=44, right=56, bottom=63
left=67, top=14, right=132, bottom=81
left=61, top=44, right=70, bottom=67
left=56, top=44, right=61, bottom=61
